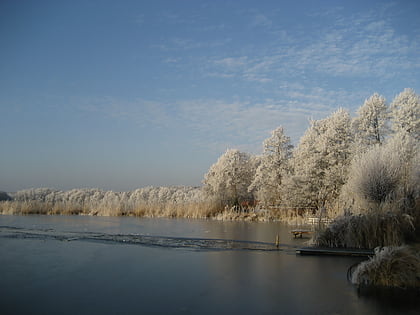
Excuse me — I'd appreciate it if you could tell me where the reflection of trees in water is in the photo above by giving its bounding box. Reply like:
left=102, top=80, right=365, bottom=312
left=201, top=222, right=371, bottom=314
left=201, top=223, right=303, bottom=312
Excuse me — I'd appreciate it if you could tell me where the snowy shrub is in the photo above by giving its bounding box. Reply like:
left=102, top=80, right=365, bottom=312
left=348, top=146, right=401, bottom=205
left=352, top=246, right=420, bottom=289
left=343, top=132, right=419, bottom=215
left=314, top=212, right=415, bottom=249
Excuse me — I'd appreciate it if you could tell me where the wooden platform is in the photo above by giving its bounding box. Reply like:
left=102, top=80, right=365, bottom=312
left=296, top=247, right=374, bottom=257
left=291, top=229, right=312, bottom=238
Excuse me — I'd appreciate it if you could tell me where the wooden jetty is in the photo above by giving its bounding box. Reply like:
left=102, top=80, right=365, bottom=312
left=291, top=229, right=312, bottom=238
left=296, top=247, right=374, bottom=257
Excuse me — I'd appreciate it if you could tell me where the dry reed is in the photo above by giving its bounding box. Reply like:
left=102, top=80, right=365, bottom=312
left=0, top=199, right=310, bottom=224
left=352, top=246, right=420, bottom=289
left=313, top=212, right=415, bottom=248
left=0, top=200, right=224, bottom=219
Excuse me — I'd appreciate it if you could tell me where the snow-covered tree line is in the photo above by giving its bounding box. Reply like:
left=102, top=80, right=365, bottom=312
left=2, top=88, right=418, bottom=220
left=11, top=186, right=204, bottom=208
left=203, top=88, right=420, bottom=216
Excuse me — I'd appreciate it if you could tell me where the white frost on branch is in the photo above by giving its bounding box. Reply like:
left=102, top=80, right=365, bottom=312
left=248, top=126, right=293, bottom=205
left=353, top=92, right=388, bottom=150
left=203, top=149, right=256, bottom=205
left=390, top=88, right=420, bottom=140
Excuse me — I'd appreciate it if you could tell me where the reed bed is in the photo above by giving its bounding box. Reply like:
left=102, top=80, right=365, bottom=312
left=0, top=200, right=224, bottom=219
left=313, top=212, right=415, bottom=249
left=0, top=201, right=87, bottom=215
left=0, top=199, right=311, bottom=224
left=352, top=246, right=420, bottom=289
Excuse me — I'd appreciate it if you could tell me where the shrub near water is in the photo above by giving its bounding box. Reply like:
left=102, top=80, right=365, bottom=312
left=314, top=212, right=415, bottom=249
left=352, top=246, right=420, bottom=289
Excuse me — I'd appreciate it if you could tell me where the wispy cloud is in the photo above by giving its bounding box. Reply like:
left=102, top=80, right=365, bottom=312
left=203, top=5, right=419, bottom=85
left=155, top=37, right=231, bottom=52
left=79, top=92, right=347, bottom=154
left=208, top=55, right=278, bottom=83
left=162, top=57, right=180, bottom=64
left=80, top=98, right=174, bottom=130
left=80, top=3, right=419, bottom=154
left=252, top=13, right=273, bottom=28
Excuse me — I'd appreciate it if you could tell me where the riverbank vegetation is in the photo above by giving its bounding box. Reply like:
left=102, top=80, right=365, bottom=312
left=351, top=246, right=420, bottom=289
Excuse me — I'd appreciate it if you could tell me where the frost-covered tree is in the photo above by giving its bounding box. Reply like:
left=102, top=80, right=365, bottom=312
left=203, top=149, right=255, bottom=206
left=12, top=186, right=204, bottom=208
left=285, top=109, right=354, bottom=211
left=249, top=127, right=293, bottom=205
left=390, top=88, right=420, bottom=140
left=353, top=93, right=388, bottom=150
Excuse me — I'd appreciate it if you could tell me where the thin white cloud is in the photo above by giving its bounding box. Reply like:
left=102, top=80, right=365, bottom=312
left=213, top=57, right=248, bottom=68
left=80, top=92, right=347, bottom=154
left=209, top=55, right=279, bottom=83
left=79, top=4, right=419, bottom=155
left=252, top=13, right=273, bottom=28
left=134, top=14, right=145, bottom=25
left=204, top=5, right=419, bottom=84
left=162, top=57, right=180, bottom=63
left=80, top=98, right=174, bottom=129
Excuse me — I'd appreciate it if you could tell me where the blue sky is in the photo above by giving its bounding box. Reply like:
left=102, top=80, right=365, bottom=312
left=1, top=0, right=419, bottom=192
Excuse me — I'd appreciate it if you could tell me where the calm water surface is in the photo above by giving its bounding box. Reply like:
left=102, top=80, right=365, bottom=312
left=0, top=215, right=418, bottom=315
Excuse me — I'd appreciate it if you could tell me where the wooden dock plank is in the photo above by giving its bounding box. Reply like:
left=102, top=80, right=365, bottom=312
left=296, top=247, right=374, bottom=257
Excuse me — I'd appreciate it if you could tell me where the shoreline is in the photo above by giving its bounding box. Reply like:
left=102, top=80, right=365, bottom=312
left=0, top=200, right=318, bottom=225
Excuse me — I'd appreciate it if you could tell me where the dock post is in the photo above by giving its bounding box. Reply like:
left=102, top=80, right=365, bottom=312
left=275, top=234, right=280, bottom=248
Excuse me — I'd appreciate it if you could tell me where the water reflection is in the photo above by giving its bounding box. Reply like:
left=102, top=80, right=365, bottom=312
left=0, top=215, right=418, bottom=315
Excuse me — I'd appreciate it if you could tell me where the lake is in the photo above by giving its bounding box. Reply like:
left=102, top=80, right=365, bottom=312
left=0, top=215, right=418, bottom=314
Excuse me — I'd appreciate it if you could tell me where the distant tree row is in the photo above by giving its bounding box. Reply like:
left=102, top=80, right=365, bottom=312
left=12, top=186, right=203, bottom=208
left=203, top=88, right=420, bottom=217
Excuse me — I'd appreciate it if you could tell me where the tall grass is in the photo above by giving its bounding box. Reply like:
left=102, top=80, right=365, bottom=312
left=0, top=201, right=87, bottom=215
left=313, top=212, right=415, bottom=248
left=352, top=246, right=420, bottom=289
left=0, top=200, right=223, bottom=219
left=0, top=198, right=312, bottom=223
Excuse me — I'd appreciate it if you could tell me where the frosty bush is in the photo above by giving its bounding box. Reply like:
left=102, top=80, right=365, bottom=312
left=348, top=146, right=401, bottom=205
left=313, top=212, right=415, bottom=249
left=352, top=246, right=420, bottom=289
left=343, top=132, right=419, bottom=215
